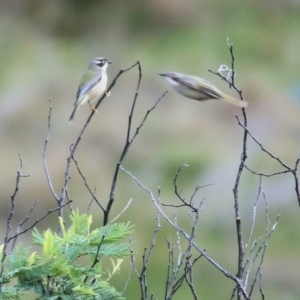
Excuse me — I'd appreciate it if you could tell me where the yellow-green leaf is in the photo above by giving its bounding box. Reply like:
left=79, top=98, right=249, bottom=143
left=27, top=252, right=36, bottom=266
left=43, top=229, right=55, bottom=259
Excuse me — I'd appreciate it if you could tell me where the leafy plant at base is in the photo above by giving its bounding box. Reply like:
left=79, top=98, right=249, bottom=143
left=0, top=209, right=133, bottom=299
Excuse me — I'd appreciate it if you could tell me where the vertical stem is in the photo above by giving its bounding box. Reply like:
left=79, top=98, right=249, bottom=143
left=230, top=43, right=248, bottom=299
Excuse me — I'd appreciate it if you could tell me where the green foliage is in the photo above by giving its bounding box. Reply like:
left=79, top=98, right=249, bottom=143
left=0, top=209, right=134, bottom=300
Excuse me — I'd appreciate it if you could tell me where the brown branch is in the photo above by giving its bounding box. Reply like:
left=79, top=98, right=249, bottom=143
left=5, top=201, right=72, bottom=244
left=130, top=201, right=162, bottom=299
left=163, top=164, right=213, bottom=211
left=236, top=115, right=300, bottom=206
left=121, top=166, right=250, bottom=299
left=43, top=99, right=60, bottom=202
left=1, top=155, right=31, bottom=268
left=104, top=61, right=143, bottom=226
left=103, top=63, right=167, bottom=225
left=71, top=155, right=104, bottom=211
left=10, top=199, right=39, bottom=252
left=210, top=42, right=248, bottom=299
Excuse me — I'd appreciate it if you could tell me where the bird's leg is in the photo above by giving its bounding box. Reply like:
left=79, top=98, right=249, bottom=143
left=104, top=90, right=111, bottom=97
left=89, top=101, right=98, bottom=113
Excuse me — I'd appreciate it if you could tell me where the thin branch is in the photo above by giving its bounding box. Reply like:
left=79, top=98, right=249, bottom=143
left=120, top=166, right=250, bottom=299
left=104, top=61, right=143, bottom=226
left=236, top=115, right=300, bottom=206
left=85, top=234, right=106, bottom=284
left=165, top=199, right=202, bottom=300
left=244, top=176, right=262, bottom=249
left=1, top=155, right=31, bottom=267
left=130, top=198, right=162, bottom=299
left=122, top=242, right=134, bottom=296
left=72, top=155, right=104, bottom=211
left=244, top=164, right=291, bottom=177
left=211, top=42, right=248, bottom=299
left=5, top=201, right=72, bottom=244
left=243, top=239, right=259, bottom=289
left=10, top=199, right=39, bottom=252
left=109, top=198, right=133, bottom=224
left=292, top=157, right=300, bottom=206
left=183, top=254, right=202, bottom=300
left=163, top=164, right=213, bottom=211
left=174, top=164, right=187, bottom=201
left=103, top=63, right=167, bottom=225
left=248, top=191, right=280, bottom=297
left=85, top=186, right=97, bottom=213
left=43, top=99, right=59, bottom=202
left=236, top=116, right=290, bottom=169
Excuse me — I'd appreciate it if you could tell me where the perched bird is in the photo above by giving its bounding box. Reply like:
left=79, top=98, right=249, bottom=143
left=159, top=72, right=247, bottom=108
left=69, top=57, right=113, bottom=123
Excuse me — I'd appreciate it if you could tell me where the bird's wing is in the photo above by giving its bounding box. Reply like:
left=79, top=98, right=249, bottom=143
left=74, top=72, right=102, bottom=105
left=180, top=76, right=222, bottom=99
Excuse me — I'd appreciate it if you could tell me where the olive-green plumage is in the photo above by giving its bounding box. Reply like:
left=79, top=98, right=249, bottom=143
left=159, top=72, right=247, bottom=108
left=69, top=57, right=113, bottom=123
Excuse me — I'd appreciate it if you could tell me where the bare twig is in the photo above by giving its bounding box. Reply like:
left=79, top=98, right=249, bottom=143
left=236, top=115, right=300, bottom=206
left=85, top=186, right=97, bottom=213
left=122, top=236, right=134, bottom=296
left=109, top=198, right=133, bottom=224
left=244, top=176, right=263, bottom=249
left=1, top=155, right=31, bottom=268
left=104, top=61, right=143, bottom=226
left=248, top=191, right=280, bottom=297
left=211, top=41, right=248, bottom=299
left=164, top=164, right=213, bottom=211
left=10, top=199, right=39, bottom=251
left=5, top=201, right=72, bottom=245
left=72, top=155, right=104, bottom=211
left=164, top=199, right=202, bottom=300
left=103, top=62, right=167, bottom=225
left=120, top=166, right=250, bottom=299
left=243, top=164, right=291, bottom=177
left=43, top=99, right=60, bottom=202
left=236, top=116, right=290, bottom=169
left=130, top=197, right=162, bottom=299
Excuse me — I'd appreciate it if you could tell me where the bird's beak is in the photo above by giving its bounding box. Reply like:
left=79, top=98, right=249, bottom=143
left=108, top=60, right=113, bottom=64
left=158, top=73, right=167, bottom=77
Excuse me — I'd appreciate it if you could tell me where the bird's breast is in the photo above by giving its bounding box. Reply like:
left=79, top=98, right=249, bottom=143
left=87, top=75, right=108, bottom=103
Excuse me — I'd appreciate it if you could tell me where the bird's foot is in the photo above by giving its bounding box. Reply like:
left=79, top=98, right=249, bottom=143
left=89, top=102, right=98, bottom=113
left=104, top=90, right=111, bottom=97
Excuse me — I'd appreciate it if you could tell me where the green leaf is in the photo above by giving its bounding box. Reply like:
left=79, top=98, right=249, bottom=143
left=88, top=242, right=132, bottom=258
left=43, top=229, right=55, bottom=259
left=32, top=227, right=44, bottom=246
left=70, top=209, right=91, bottom=235
left=90, top=222, right=134, bottom=245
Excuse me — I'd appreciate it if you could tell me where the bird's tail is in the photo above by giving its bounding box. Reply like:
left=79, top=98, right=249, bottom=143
left=220, top=92, right=248, bottom=108
left=69, top=106, right=78, bottom=123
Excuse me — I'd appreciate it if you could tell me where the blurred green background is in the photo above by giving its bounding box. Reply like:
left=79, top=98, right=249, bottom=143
left=1, top=0, right=300, bottom=298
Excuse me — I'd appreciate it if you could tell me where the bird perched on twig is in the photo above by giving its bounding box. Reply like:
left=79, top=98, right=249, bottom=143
left=159, top=72, right=247, bottom=108
left=69, top=57, right=113, bottom=123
